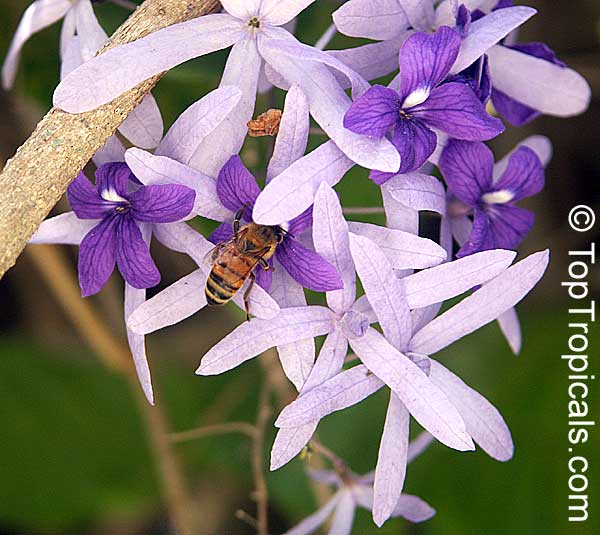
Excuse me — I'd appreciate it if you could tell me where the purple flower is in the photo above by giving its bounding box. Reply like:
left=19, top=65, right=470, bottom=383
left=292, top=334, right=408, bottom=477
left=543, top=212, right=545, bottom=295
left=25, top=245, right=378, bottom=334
left=343, top=27, right=504, bottom=184
left=67, top=162, right=195, bottom=296
left=209, top=155, right=343, bottom=293
left=439, top=139, right=544, bottom=257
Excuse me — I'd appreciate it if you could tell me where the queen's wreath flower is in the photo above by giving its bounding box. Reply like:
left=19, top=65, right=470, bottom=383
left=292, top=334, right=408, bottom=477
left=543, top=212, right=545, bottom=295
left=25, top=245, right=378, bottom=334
left=8, top=0, right=590, bottom=532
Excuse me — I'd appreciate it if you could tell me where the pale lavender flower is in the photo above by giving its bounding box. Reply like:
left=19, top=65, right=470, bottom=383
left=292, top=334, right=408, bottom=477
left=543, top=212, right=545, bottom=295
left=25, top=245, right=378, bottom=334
left=53, top=0, right=401, bottom=174
left=273, top=233, right=548, bottom=524
left=284, top=461, right=435, bottom=534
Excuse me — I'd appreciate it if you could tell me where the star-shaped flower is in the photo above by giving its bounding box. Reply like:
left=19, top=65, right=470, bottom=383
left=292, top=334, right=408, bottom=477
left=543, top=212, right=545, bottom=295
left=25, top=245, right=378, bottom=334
left=440, top=139, right=545, bottom=257
left=53, top=0, right=400, bottom=174
left=343, top=26, right=504, bottom=184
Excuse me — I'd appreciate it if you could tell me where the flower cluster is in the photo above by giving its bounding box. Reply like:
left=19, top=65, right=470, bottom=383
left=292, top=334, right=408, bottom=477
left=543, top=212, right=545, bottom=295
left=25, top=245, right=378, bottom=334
left=8, top=0, right=590, bottom=532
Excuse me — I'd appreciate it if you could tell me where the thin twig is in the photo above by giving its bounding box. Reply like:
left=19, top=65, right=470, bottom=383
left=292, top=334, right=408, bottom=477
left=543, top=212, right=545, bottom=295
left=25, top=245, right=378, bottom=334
left=251, top=381, right=271, bottom=535
left=0, top=0, right=220, bottom=279
left=26, top=245, right=197, bottom=535
left=309, top=127, right=327, bottom=135
left=310, top=439, right=347, bottom=473
left=170, top=422, right=257, bottom=443
left=110, top=0, right=139, bottom=9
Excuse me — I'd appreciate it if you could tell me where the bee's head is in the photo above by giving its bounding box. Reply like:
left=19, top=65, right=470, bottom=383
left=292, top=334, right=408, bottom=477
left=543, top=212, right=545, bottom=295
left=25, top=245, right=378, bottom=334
left=273, top=225, right=293, bottom=244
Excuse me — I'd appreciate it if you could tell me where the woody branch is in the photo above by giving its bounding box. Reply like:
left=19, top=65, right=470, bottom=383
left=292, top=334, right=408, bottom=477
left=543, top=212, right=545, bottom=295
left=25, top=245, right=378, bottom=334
left=0, top=0, right=220, bottom=279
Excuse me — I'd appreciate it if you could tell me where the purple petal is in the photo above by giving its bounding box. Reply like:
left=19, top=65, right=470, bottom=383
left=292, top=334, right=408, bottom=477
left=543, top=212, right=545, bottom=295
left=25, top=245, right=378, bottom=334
left=487, top=44, right=591, bottom=117
left=95, top=162, right=134, bottom=198
left=197, top=307, right=335, bottom=376
left=439, top=139, right=494, bottom=206
left=491, top=89, right=539, bottom=126
left=401, top=249, right=517, bottom=309
left=127, top=268, right=207, bottom=335
left=392, top=494, right=436, bottom=522
left=2, top=0, right=71, bottom=89
left=221, top=0, right=259, bottom=19
left=373, top=393, right=410, bottom=527
left=216, top=155, right=261, bottom=216
left=429, top=360, right=514, bottom=461
left=277, top=238, right=343, bottom=292
left=312, top=183, right=355, bottom=313
left=208, top=222, right=234, bottom=246
left=410, top=82, right=504, bottom=141
left=253, top=141, right=353, bottom=226
left=125, top=148, right=229, bottom=221
left=156, top=86, right=242, bottom=164
left=459, top=205, right=533, bottom=256
left=493, top=146, right=544, bottom=201
left=115, top=216, right=160, bottom=289
left=282, top=494, right=340, bottom=535
left=389, top=118, right=438, bottom=176
left=231, top=279, right=281, bottom=320
left=288, top=206, right=313, bottom=236
left=382, top=187, right=419, bottom=233
left=332, top=0, right=410, bottom=40
left=493, top=136, right=551, bottom=180
left=349, top=233, right=412, bottom=351
left=124, top=281, right=154, bottom=404
left=54, top=14, right=244, bottom=112
left=73, top=0, right=106, bottom=58
left=67, top=172, right=111, bottom=219
left=129, top=184, right=195, bottom=223
left=399, top=27, right=461, bottom=102
left=30, top=211, right=96, bottom=245
left=78, top=214, right=119, bottom=297
left=343, top=85, right=400, bottom=138
left=450, top=6, right=537, bottom=74
left=270, top=422, right=319, bottom=471
left=410, top=250, right=550, bottom=354
left=497, top=307, right=521, bottom=355
left=349, top=328, right=474, bottom=451
left=349, top=221, right=446, bottom=271
left=255, top=263, right=273, bottom=291
left=399, top=0, right=435, bottom=31
left=188, top=37, right=262, bottom=177
left=267, top=85, right=309, bottom=181
left=275, top=364, right=384, bottom=428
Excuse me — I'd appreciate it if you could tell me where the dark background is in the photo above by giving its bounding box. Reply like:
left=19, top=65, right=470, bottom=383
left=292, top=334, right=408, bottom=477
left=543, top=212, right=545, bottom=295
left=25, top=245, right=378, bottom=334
left=0, top=1, right=599, bottom=534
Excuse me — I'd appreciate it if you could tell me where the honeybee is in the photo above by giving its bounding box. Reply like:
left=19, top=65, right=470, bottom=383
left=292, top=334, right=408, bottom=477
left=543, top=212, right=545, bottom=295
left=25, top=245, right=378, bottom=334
left=205, top=206, right=286, bottom=319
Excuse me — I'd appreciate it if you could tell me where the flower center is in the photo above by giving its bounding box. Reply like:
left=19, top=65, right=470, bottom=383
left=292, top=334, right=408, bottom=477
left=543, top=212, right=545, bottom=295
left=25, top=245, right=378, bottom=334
left=402, top=87, right=430, bottom=109
left=339, top=311, right=369, bottom=339
left=248, top=16, right=261, bottom=29
left=481, top=189, right=514, bottom=205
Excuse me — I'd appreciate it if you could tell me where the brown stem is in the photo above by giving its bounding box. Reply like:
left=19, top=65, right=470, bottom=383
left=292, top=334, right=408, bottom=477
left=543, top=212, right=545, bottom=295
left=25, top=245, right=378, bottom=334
left=0, top=0, right=220, bottom=279
left=110, top=0, right=140, bottom=9
left=170, top=422, right=257, bottom=443
left=26, top=245, right=196, bottom=535
left=342, top=206, right=386, bottom=215
left=251, top=381, right=271, bottom=535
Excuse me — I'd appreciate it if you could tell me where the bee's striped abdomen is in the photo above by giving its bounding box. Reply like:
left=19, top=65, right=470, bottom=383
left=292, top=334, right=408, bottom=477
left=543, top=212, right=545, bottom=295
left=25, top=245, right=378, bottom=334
left=205, top=260, right=249, bottom=306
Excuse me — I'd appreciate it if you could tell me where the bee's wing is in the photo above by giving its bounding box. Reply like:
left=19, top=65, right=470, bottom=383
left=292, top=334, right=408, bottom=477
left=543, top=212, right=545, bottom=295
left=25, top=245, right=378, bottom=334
left=203, top=227, right=247, bottom=267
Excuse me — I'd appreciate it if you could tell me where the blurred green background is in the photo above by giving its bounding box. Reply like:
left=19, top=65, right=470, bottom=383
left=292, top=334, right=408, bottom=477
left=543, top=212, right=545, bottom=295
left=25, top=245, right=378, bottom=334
left=0, top=1, right=599, bottom=534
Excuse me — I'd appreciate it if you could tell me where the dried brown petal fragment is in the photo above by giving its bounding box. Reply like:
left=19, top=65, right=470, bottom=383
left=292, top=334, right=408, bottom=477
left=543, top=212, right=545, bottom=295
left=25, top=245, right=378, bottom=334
left=247, top=109, right=283, bottom=137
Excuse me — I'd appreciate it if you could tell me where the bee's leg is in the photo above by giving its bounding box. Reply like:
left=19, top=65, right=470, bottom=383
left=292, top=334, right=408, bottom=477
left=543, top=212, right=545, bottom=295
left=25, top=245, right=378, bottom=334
left=234, top=203, right=250, bottom=238
left=243, top=272, right=256, bottom=321
left=258, top=258, right=272, bottom=271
